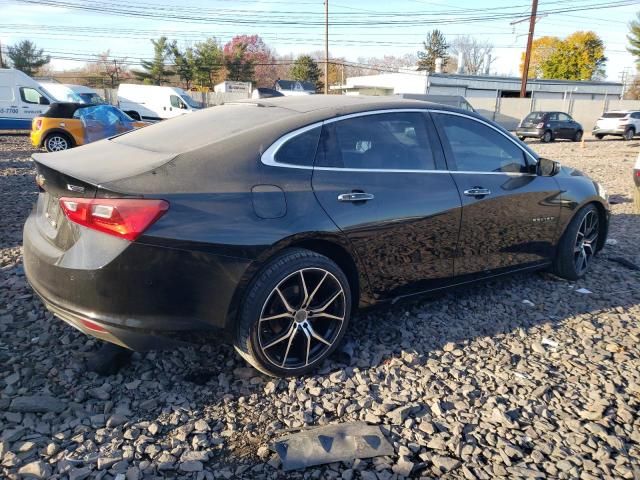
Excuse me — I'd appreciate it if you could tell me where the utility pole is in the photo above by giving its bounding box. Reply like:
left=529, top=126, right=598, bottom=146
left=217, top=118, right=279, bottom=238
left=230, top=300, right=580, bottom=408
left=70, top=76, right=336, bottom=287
left=324, top=0, right=329, bottom=95
left=520, top=0, right=538, bottom=98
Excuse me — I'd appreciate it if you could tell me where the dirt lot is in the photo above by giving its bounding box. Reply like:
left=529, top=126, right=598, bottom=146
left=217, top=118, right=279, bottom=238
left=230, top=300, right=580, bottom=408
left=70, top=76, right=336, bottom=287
left=1, top=134, right=639, bottom=479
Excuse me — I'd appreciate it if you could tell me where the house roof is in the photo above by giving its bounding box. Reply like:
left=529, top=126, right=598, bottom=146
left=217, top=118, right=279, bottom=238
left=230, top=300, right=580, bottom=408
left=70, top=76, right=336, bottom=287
left=275, top=80, right=316, bottom=91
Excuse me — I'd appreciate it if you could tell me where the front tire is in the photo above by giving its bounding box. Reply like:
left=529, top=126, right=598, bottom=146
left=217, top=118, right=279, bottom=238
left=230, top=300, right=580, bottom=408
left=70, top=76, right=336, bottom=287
left=44, top=133, right=72, bottom=152
left=235, top=249, right=352, bottom=377
left=553, top=204, right=600, bottom=280
left=542, top=130, right=553, bottom=143
left=595, top=134, right=604, bottom=140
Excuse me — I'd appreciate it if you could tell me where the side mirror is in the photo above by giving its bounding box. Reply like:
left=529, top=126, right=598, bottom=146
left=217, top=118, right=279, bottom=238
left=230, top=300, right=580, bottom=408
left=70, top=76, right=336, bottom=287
left=537, top=157, right=561, bottom=177
left=39, top=97, right=50, bottom=105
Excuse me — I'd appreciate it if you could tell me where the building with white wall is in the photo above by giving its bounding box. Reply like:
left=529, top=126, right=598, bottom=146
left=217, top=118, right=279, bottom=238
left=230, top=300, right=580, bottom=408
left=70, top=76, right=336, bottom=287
left=331, top=71, right=623, bottom=101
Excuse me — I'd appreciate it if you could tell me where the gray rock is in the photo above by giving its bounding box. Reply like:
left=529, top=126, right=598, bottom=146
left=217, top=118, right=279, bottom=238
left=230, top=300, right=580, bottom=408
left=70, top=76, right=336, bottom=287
left=431, top=455, right=461, bottom=473
left=180, top=460, right=204, bottom=472
left=68, top=467, right=93, bottom=480
left=10, top=395, right=66, bottom=413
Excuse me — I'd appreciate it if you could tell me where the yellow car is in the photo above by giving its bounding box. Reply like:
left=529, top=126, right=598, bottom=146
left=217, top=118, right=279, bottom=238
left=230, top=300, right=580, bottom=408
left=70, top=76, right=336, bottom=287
left=31, top=103, right=148, bottom=152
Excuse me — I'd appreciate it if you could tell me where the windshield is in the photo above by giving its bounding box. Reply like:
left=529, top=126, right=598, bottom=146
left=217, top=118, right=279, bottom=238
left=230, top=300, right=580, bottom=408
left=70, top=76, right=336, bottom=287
left=180, top=94, right=202, bottom=109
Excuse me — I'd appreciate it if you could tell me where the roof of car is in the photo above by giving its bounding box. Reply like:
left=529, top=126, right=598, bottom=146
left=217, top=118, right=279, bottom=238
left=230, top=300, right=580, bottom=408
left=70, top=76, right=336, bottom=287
left=42, top=102, right=93, bottom=118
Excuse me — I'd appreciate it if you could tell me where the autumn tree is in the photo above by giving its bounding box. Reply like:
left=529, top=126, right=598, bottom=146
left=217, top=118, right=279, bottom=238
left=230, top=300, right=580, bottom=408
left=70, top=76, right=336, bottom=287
left=223, top=35, right=274, bottom=85
left=451, top=36, right=494, bottom=75
left=417, top=29, right=449, bottom=73
left=223, top=41, right=254, bottom=82
left=7, top=40, right=50, bottom=76
left=520, top=36, right=562, bottom=78
left=522, top=31, right=606, bottom=80
left=133, top=37, right=174, bottom=85
left=627, top=12, right=640, bottom=66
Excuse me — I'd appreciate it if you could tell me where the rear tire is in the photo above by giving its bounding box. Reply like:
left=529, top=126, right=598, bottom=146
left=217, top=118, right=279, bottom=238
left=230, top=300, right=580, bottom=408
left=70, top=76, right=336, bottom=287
left=235, top=248, right=352, bottom=377
left=572, top=130, right=583, bottom=142
left=518, top=136, right=526, bottom=141
left=553, top=204, right=600, bottom=280
left=542, top=130, right=553, bottom=143
left=624, top=127, right=635, bottom=141
left=44, top=133, right=72, bottom=152
left=595, top=134, right=604, bottom=140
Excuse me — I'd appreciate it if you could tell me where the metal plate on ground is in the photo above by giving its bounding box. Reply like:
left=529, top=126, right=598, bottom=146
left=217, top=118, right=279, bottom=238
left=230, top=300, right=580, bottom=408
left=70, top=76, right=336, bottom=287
left=273, top=422, right=394, bottom=471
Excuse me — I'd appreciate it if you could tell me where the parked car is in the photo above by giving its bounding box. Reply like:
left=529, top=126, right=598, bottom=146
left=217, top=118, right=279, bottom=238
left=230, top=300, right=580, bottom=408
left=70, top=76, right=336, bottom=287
left=31, top=103, right=148, bottom=152
left=23, top=96, right=610, bottom=376
left=118, top=83, right=203, bottom=121
left=593, top=111, right=640, bottom=140
left=516, top=111, right=583, bottom=142
left=0, top=68, right=54, bottom=130
left=65, top=84, right=106, bottom=105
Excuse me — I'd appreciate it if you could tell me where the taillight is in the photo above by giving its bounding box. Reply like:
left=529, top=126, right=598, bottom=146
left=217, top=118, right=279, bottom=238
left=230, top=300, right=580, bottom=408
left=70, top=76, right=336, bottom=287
left=34, top=119, right=42, bottom=130
left=536, top=122, right=544, bottom=128
left=59, top=197, right=169, bottom=241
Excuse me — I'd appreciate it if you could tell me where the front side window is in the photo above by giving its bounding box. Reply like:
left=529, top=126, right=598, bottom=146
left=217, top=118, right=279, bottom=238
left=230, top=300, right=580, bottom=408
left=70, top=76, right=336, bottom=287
left=558, top=113, right=571, bottom=122
left=274, top=126, right=322, bottom=167
left=317, top=112, right=435, bottom=170
left=435, top=113, right=529, bottom=173
left=20, top=87, right=46, bottom=105
left=170, top=95, right=184, bottom=109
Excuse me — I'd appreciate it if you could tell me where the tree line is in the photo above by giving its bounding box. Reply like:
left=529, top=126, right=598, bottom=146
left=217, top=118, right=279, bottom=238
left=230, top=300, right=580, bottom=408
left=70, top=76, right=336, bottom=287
left=3, top=19, right=640, bottom=96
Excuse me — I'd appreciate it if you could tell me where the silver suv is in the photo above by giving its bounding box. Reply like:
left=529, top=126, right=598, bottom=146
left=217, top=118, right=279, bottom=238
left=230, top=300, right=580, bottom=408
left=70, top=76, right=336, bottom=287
left=593, top=111, right=640, bottom=140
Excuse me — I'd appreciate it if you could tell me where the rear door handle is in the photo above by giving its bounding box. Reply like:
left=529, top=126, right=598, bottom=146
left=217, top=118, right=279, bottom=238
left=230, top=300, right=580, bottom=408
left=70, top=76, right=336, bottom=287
left=338, top=192, right=375, bottom=202
left=463, top=187, right=491, bottom=197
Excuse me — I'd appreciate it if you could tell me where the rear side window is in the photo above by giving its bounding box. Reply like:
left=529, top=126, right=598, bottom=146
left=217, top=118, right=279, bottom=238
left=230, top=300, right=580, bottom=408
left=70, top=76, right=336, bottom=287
left=524, top=112, right=545, bottom=122
left=435, top=113, right=529, bottom=173
left=317, top=112, right=435, bottom=170
left=602, top=112, right=627, bottom=118
left=274, top=126, right=322, bottom=167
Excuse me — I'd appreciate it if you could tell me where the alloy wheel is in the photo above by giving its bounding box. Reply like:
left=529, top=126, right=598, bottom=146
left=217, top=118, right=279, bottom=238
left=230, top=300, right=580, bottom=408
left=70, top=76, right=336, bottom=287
left=46, top=136, right=69, bottom=152
left=257, top=268, right=346, bottom=370
left=574, top=210, right=599, bottom=275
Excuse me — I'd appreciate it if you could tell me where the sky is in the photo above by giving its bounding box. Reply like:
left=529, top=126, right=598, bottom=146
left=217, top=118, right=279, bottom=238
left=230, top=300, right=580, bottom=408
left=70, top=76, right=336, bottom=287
left=0, top=0, right=638, bottom=82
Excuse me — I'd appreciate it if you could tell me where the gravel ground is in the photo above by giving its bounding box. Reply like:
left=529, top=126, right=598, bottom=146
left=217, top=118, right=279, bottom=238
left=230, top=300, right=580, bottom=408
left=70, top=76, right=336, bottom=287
left=1, top=134, right=639, bottom=480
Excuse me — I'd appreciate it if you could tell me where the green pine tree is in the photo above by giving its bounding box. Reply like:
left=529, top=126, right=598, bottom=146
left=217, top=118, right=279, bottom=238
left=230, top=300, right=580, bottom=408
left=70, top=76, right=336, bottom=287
left=133, top=37, right=174, bottom=85
left=417, top=30, right=449, bottom=73
left=628, top=12, right=640, bottom=66
left=7, top=40, right=50, bottom=76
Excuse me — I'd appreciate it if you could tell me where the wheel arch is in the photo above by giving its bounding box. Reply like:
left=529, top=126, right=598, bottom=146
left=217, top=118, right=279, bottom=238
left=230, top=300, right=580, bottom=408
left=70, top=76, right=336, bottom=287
left=42, top=129, right=76, bottom=148
left=557, top=199, right=608, bottom=252
left=223, top=234, right=372, bottom=337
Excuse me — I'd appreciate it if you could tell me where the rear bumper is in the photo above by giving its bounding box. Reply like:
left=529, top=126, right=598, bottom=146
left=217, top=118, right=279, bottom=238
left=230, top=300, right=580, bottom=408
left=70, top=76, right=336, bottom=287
left=515, top=127, right=544, bottom=138
left=23, top=213, right=253, bottom=350
left=592, top=127, right=626, bottom=135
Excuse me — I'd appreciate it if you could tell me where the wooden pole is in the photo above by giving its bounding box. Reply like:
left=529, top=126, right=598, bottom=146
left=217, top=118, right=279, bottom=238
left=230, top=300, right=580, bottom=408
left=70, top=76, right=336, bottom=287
left=520, top=0, right=538, bottom=98
left=324, top=0, right=329, bottom=94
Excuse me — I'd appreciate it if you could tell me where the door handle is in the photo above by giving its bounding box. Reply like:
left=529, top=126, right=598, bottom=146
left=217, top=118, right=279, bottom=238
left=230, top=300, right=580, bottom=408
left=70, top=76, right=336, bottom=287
left=338, top=192, right=375, bottom=202
left=463, top=187, right=491, bottom=197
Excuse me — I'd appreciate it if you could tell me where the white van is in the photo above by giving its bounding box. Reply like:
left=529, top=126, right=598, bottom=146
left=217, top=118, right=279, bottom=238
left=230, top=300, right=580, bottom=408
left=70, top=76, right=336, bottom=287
left=117, top=84, right=202, bottom=121
left=38, top=81, right=85, bottom=103
left=0, top=68, right=55, bottom=130
left=65, top=84, right=105, bottom=104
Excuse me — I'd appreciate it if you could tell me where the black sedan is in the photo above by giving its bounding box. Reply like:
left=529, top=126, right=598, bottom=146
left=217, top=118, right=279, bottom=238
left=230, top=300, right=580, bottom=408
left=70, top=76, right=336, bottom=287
left=23, top=96, right=609, bottom=376
left=516, top=111, right=584, bottom=143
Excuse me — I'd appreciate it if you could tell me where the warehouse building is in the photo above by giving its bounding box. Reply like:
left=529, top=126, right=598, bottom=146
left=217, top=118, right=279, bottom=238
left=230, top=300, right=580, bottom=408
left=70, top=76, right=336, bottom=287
left=331, top=70, right=623, bottom=101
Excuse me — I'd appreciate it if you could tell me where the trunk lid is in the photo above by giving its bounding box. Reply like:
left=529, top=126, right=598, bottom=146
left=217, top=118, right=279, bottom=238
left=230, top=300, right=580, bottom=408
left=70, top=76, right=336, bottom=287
left=32, top=138, right=175, bottom=251
left=596, top=112, right=628, bottom=129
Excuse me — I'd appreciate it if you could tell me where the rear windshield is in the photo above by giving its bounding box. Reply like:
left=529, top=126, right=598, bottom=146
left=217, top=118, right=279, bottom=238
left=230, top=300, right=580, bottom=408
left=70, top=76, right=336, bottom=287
left=112, top=103, right=294, bottom=153
left=524, top=112, right=545, bottom=122
left=602, top=112, right=628, bottom=118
